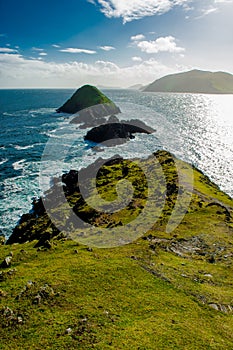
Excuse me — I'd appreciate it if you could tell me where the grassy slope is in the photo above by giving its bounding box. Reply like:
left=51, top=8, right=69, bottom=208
left=1, top=151, right=233, bottom=349
left=144, top=70, right=233, bottom=94
left=58, top=85, right=115, bottom=113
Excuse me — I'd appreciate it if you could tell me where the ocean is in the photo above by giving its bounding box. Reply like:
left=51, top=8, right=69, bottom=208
left=0, top=89, right=233, bottom=239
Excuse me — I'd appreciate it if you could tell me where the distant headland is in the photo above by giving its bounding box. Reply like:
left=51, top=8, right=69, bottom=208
left=143, top=69, right=233, bottom=94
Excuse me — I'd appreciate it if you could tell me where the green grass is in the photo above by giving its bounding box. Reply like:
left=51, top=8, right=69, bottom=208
left=144, top=69, right=233, bottom=94
left=58, top=85, right=115, bottom=113
left=1, top=150, right=233, bottom=349
left=1, top=238, right=233, bottom=349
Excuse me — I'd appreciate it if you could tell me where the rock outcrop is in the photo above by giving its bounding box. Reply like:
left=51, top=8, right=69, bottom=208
left=84, top=118, right=155, bottom=146
left=70, top=104, right=121, bottom=128
left=6, top=150, right=233, bottom=249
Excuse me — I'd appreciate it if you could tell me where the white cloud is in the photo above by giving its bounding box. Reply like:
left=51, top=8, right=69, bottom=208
left=89, top=0, right=191, bottom=23
left=214, top=0, right=233, bottom=3
left=60, top=48, right=96, bottom=54
left=196, top=0, right=233, bottom=19
left=131, top=34, right=145, bottom=41
left=136, top=36, right=185, bottom=54
left=95, top=60, right=119, bottom=72
left=39, top=52, right=47, bottom=56
left=32, top=47, right=44, bottom=51
left=52, top=44, right=60, bottom=48
left=0, top=53, right=175, bottom=88
left=0, top=47, right=17, bottom=53
left=132, top=56, right=143, bottom=62
left=99, top=46, right=116, bottom=51
left=196, top=7, right=218, bottom=18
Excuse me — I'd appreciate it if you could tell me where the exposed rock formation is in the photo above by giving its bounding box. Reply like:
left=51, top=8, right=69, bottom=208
left=70, top=104, right=121, bottom=128
left=84, top=118, right=155, bottom=146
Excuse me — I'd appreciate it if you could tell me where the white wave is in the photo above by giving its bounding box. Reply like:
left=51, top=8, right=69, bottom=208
left=3, top=112, right=15, bottom=116
left=14, top=145, right=34, bottom=150
left=0, top=158, right=8, bottom=166
left=12, top=159, right=26, bottom=170
left=29, top=108, right=56, bottom=114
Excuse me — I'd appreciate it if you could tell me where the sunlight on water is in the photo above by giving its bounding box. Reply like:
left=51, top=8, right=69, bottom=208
left=0, top=89, right=232, bottom=238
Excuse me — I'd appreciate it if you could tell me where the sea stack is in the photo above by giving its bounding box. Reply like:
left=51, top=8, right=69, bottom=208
left=57, top=84, right=121, bottom=116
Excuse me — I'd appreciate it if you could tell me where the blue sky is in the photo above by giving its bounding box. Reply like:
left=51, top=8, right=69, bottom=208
left=0, top=0, right=233, bottom=87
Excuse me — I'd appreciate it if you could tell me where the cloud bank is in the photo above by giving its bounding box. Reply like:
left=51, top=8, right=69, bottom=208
left=90, top=0, right=191, bottom=23
left=0, top=53, right=176, bottom=88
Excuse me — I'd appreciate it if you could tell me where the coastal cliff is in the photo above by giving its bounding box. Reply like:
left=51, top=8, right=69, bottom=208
left=1, top=150, right=233, bottom=349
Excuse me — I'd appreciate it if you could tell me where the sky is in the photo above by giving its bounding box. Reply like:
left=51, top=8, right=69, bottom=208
left=0, top=0, right=233, bottom=88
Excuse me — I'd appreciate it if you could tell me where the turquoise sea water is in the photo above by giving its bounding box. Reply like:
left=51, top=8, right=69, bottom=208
left=0, top=89, right=233, bottom=238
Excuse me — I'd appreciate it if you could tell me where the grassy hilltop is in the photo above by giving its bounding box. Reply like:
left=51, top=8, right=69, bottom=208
left=144, top=70, right=233, bottom=94
left=1, top=151, right=233, bottom=349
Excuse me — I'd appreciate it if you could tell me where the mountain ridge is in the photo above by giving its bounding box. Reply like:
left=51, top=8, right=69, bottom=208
left=144, top=69, right=233, bottom=94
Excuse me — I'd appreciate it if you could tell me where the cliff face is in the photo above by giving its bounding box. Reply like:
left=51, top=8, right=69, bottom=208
left=6, top=150, right=233, bottom=248
left=144, top=69, right=233, bottom=94
left=57, top=85, right=121, bottom=115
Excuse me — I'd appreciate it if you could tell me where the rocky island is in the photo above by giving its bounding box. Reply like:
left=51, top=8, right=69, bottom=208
left=57, top=85, right=155, bottom=145
left=57, top=84, right=121, bottom=115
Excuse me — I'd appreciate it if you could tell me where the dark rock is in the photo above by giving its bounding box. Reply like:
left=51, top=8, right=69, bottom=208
left=166, top=183, right=178, bottom=196
left=43, top=240, right=53, bottom=249
left=84, top=120, right=155, bottom=146
left=208, top=255, right=215, bottom=264
left=1, top=256, right=12, bottom=268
